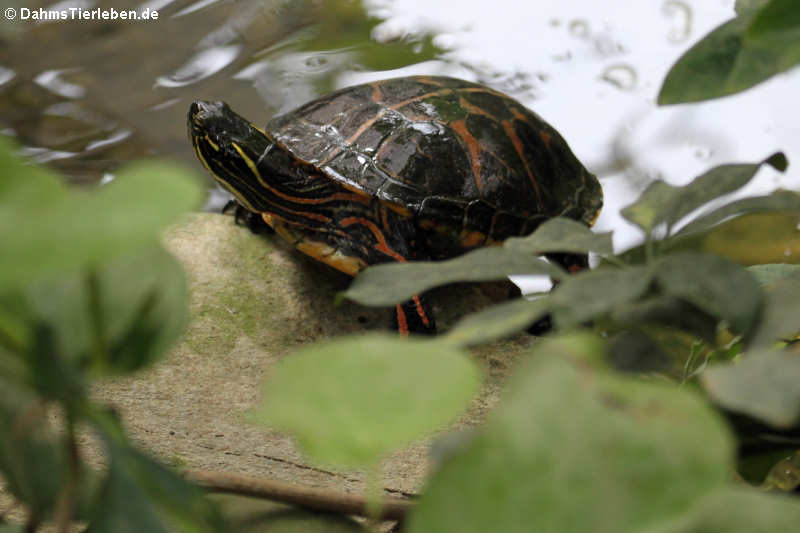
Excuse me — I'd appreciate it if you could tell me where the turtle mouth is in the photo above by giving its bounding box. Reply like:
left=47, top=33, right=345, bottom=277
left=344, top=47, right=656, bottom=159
left=187, top=100, right=237, bottom=149
left=187, top=101, right=275, bottom=212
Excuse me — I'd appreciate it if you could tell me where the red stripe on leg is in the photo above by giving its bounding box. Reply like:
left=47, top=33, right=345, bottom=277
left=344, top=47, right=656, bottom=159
left=395, top=304, right=409, bottom=335
left=412, top=295, right=431, bottom=326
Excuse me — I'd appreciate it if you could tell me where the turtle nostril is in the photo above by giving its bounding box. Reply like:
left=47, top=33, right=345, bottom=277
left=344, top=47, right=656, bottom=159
left=189, top=101, right=228, bottom=122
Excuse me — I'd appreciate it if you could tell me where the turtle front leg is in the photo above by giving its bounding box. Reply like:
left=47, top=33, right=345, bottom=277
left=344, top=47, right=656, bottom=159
left=222, top=199, right=275, bottom=235
left=392, top=294, right=437, bottom=335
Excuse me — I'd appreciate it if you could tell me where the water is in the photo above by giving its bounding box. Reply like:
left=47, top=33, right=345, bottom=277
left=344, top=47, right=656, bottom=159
left=0, top=0, right=797, bottom=250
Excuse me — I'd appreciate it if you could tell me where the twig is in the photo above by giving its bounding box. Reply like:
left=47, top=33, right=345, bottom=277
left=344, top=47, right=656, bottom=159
left=185, top=469, right=414, bottom=521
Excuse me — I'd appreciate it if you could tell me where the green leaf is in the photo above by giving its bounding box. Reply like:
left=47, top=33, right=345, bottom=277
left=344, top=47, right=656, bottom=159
left=0, top=245, right=189, bottom=378
left=87, top=409, right=225, bottom=533
left=88, top=246, right=189, bottom=375
left=736, top=0, right=770, bottom=15
left=344, top=248, right=562, bottom=307
left=0, top=152, right=203, bottom=291
left=210, top=494, right=364, bottom=533
left=653, top=253, right=761, bottom=335
left=620, top=154, right=786, bottom=235
left=674, top=488, right=800, bottom=531
left=443, top=297, right=550, bottom=347
left=748, top=0, right=800, bottom=37
left=610, top=296, right=719, bottom=343
left=0, top=383, right=69, bottom=520
left=674, top=189, right=800, bottom=238
left=550, top=266, right=652, bottom=328
left=747, top=263, right=800, bottom=286
left=606, top=329, right=672, bottom=374
left=250, top=334, right=480, bottom=467
left=503, top=217, right=613, bottom=256
left=749, top=274, right=800, bottom=347
left=702, top=349, right=800, bottom=428
left=659, top=3, right=800, bottom=104
left=0, top=137, right=65, bottom=203
left=408, top=335, right=733, bottom=533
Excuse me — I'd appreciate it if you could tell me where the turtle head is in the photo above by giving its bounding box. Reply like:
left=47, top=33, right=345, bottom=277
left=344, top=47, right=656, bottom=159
left=188, top=100, right=274, bottom=211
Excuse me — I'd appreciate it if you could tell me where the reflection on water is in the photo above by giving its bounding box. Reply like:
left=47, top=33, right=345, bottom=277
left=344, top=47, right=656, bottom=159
left=0, top=0, right=439, bottom=184
left=0, top=0, right=795, bottom=250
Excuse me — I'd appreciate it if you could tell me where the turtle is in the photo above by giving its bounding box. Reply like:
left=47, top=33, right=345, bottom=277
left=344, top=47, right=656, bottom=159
left=188, top=75, right=602, bottom=335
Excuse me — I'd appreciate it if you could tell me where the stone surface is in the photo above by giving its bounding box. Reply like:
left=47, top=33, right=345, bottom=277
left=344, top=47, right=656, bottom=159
left=89, top=213, right=535, bottom=497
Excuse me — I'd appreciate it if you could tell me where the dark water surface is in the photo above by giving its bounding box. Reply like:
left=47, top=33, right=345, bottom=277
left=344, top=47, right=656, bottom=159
left=0, top=0, right=437, bottom=189
left=1, top=1, right=796, bottom=253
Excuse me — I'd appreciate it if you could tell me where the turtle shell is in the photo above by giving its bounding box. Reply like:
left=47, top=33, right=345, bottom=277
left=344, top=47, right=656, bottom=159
left=267, top=76, right=602, bottom=243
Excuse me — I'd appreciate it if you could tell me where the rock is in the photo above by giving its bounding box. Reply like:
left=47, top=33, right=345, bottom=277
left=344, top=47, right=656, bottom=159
left=92, top=212, right=534, bottom=497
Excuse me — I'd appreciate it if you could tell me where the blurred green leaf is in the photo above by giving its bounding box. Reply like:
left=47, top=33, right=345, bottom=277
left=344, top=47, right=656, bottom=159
left=551, top=266, right=652, bottom=328
left=674, top=189, right=800, bottom=238
left=748, top=0, right=800, bottom=37
left=702, top=349, right=800, bottom=428
left=620, top=180, right=673, bottom=234
left=610, top=296, right=719, bottom=343
left=620, top=154, right=786, bottom=235
left=503, top=217, right=613, bottom=256
left=749, top=275, right=800, bottom=347
left=87, top=409, right=225, bottom=533
left=0, top=383, right=68, bottom=520
left=88, top=247, right=189, bottom=375
left=736, top=0, right=770, bottom=15
left=0, top=245, right=189, bottom=377
left=250, top=334, right=480, bottom=467
left=659, top=2, right=800, bottom=104
left=747, top=264, right=800, bottom=286
left=606, top=329, right=672, bottom=374
left=344, top=248, right=561, bottom=307
left=443, top=297, right=550, bottom=347
left=210, top=494, right=364, bottom=533
left=408, top=335, right=733, bottom=533
left=675, top=488, right=800, bottom=531
left=654, top=253, right=761, bottom=335
left=0, top=151, right=203, bottom=291
left=0, top=136, right=65, bottom=204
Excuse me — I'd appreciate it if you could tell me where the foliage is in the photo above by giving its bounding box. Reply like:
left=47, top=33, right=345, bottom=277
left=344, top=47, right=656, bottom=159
left=409, top=337, right=800, bottom=533
left=659, top=0, right=800, bottom=103
left=0, top=137, right=225, bottom=531
left=250, top=7, right=800, bottom=526
left=256, top=153, right=800, bottom=528
left=343, top=155, right=799, bottom=352
left=249, top=334, right=480, bottom=468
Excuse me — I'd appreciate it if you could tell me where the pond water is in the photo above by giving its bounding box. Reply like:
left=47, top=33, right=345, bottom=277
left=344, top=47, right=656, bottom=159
left=1, top=0, right=797, bottom=253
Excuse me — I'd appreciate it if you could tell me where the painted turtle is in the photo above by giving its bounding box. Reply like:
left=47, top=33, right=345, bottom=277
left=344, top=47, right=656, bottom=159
left=188, top=76, right=602, bottom=334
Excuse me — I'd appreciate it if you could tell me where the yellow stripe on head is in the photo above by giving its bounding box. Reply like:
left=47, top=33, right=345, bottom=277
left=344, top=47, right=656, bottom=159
left=204, top=134, right=220, bottom=152
left=231, top=142, right=262, bottom=182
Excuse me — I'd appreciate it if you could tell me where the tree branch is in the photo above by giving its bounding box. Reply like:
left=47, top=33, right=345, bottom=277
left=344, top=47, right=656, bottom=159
left=185, top=469, right=414, bottom=521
